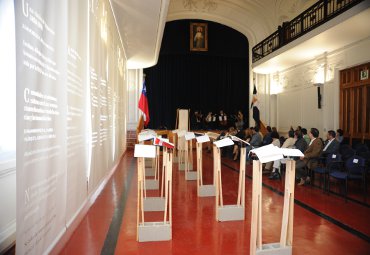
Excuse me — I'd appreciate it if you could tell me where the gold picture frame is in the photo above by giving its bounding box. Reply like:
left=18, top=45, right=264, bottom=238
left=190, top=22, right=208, bottom=51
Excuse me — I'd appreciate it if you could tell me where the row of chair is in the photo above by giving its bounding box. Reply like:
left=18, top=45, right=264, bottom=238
left=311, top=153, right=368, bottom=202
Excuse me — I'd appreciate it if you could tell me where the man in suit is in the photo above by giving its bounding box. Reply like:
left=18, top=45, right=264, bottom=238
left=295, top=128, right=323, bottom=185
left=321, top=130, right=340, bottom=157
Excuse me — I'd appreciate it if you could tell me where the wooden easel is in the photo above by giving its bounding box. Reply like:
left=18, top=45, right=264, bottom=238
left=137, top=147, right=173, bottom=242
left=185, top=138, right=196, bottom=180
left=139, top=141, right=160, bottom=190
left=196, top=141, right=215, bottom=196
left=214, top=144, right=246, bottom=221
left=250, top=159, right=295, bottom=255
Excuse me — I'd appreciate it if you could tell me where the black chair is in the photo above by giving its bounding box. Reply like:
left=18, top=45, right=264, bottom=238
left=328, top=155, right=366, bottom=202
left=341, top=148, right=355, bottom=162
left=312, top=153, right=342, bottom=192
left=354, top=143, right=369, bottom=155
left=339, top=144, right=351, bottom=154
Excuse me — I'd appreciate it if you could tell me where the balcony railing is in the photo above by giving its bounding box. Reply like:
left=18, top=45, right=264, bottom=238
left=252, top=0, right=365, bottom=63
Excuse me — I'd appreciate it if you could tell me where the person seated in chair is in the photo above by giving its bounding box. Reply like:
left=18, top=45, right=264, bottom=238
left=321, top=130, right=340, bottom=157
left=264, top=131, right=281, bottom=174
left=218, top=110, right=228, bottom=130
left=336, top=128, right=344, bottom=144
left=246, top=127, right=263, bottom=161
left=269, top=130, right=296, bottom=179
left=262, top=126, right=273, bottom=146
left=295, top=128, right=323, bottom=186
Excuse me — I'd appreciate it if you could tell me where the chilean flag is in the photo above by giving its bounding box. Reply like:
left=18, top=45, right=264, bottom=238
left=154, top=137, right=174, bottom=149
left=138, top=80, right=150, bottom=126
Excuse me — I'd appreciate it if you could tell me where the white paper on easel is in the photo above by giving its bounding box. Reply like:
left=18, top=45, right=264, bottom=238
left=172, top=129, right=179, bottom=133
left=141, top=129, right=156, bottom=135
left=185, top=132, right=195, bottom=140
left=177, top=130, right=186, bottom=137
left=280, top=148, right=304, bottom=157
left=196, top=134, right=210, bottom=143
left=138, top=133, right=155, bottom=142
left=134, top=144, right=156, bottom=158
left=214, top=137, right=234, bottom=148
left=251, top=144, right=283, bottom=163
left=231, top=136, right=251, bottom=145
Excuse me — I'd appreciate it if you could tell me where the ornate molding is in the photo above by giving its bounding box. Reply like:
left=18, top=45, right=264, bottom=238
left=183, top=0, right=217, bottom=12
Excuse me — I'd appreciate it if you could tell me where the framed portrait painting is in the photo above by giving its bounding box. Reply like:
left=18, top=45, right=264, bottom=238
left=190, top=22, right=208, bottom=51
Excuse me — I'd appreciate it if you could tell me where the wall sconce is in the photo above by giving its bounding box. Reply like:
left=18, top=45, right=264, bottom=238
left=270, top=74, right=283, bottom=95
left=314, top=65, right=325, bottom=84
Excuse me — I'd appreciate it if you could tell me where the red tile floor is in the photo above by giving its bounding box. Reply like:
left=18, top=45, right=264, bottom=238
left=57, top=149, right=370, bottom=255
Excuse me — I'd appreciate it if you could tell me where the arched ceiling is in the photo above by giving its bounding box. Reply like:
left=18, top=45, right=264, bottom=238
left=167, top=0, right=316, bottom=46
left=110, top=0, right=369, bottom=71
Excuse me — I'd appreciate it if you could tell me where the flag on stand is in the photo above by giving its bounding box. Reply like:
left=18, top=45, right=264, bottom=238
left=154, top=137, right=175, bottom=149
left=138, top=80, right=150, bottom=126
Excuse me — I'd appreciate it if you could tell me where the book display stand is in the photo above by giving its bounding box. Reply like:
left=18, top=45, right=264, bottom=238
left=196, top=135, right=215, bottom=197
left=214, top=138, right=246, bottom=222
left=136, top=144, right=173, bottom=242
left=249, top=145, right=302, bottom=255
left=184, top=132, right=196, bottom=180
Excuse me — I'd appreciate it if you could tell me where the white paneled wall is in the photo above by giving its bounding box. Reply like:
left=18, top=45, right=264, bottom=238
left=255, top=36, right=370, bottom=138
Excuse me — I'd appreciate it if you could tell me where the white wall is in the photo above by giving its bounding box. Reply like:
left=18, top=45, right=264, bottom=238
left=255, top=36, right=370, bottom=138
left=0, top=0, right=16, bottom=253
left=127, top=69, right=143, bottom=130
left=0, top=0, right=130, bottom=253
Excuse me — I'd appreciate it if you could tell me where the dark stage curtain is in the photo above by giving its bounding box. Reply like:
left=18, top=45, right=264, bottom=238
left=145, top=20, right=249, bottom=129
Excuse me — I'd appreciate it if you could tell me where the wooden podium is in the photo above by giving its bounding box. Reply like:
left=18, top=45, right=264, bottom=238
left=250, top=159, right=296, bottom=255
left=174, top=108, right=190, bottom=164
left=196, top=135, right=216, bottom=197
left=214, top=138, right=246, bottom=222
left=136, top=145, right=173, bottom=242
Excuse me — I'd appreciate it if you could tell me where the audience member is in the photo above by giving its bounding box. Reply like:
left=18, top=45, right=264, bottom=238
left=264, top=131, right=281, bottom=173
left=301, top=128, right=310, bottom=145
left=295, top=128, right=323, bottom=186
left=262, top=126, right=273, bottom=146
left=294, top=130, right=308, bottom=153
left=322, top=130, right=340, bottom=157
left=336, top=128, right=344, bottom=143
left=269, top=130, right=296, bottom=179
left=232, top=127, right=251, bottom=161
left=246, top=127, right=263, bottom=160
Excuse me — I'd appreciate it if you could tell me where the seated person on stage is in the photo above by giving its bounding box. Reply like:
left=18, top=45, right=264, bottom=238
left=191, top=110, right=199, bottom=130
left=321, top=130, right=340, bottom=157
left=235, top=110, right=244, bottom=131
left=246, top=127, right=263, bottom=160
left=269, top=130, right=296, bottom=179
left=218, top=110, right=228, bottom=130
left=264, top=131, right=281, bottom=173
left=295, top=128, right=323, bottom=186
left=205, top=112, right=213, bottom=130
